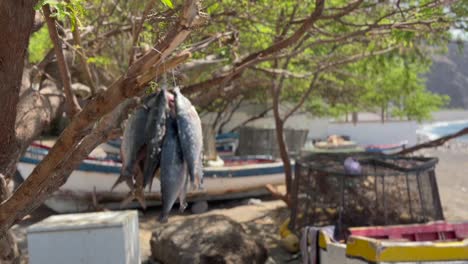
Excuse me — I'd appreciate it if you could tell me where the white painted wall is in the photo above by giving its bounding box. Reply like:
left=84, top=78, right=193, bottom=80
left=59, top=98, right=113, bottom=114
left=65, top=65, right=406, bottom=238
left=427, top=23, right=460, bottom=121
left=201, top=102, right=328, bottom=133
left=327, top=121, right=419, bottom=146
left=202, top=102, right=422, bottom=146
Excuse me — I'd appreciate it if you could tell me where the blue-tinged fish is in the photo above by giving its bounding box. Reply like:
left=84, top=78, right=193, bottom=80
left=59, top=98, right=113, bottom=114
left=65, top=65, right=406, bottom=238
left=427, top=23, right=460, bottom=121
left=159, top=116, right=188, bottom=223
left=142, top=88, right=168, bottom=190
left=111, top=94, right=156, bottom=208
left=111, top=109, right=148, bottom=190
left=173, top=87, right=204, bottom=190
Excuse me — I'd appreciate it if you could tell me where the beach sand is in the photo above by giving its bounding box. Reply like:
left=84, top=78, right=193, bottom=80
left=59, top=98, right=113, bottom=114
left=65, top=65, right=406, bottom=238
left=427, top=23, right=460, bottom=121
left=11, top=197, right=293, bottom=263
left=421, top=146, right=468, bottom=221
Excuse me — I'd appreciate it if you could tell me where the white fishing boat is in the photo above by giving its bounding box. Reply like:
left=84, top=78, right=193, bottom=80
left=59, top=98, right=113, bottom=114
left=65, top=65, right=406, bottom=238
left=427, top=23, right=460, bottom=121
left=16, top=143, right=286, bottom=213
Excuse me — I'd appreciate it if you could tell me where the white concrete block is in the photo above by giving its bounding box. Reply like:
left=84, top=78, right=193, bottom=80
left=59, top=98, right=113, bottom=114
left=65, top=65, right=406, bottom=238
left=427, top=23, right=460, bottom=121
left=27, top=210, right=139, bottom=264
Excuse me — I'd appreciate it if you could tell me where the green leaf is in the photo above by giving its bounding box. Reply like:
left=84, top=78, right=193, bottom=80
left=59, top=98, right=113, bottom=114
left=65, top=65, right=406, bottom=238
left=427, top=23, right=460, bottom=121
left=87, top=56, right=112, bottom=67
left=28, top=27, right=53, bottom=63
left=160, top=0, right=174, bottom=9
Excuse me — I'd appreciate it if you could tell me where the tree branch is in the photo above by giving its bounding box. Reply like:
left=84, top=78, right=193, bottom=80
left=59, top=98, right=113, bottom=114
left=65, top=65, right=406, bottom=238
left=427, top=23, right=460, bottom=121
left=128, top=0, right=157, bottom=66
left=65, top=0, right=97, bottom=95
left=217, top=97, right=244, bottom=133
left=182, top=0, right=325, bottom=95
left=397, top=127, right=468, bottom=155
left=251, top=66, right=312, bottom=79
left=43, top=4, right=82, bottom=117
left=228, top=107, right=272, bottom=133
left=283, top=72, right=320, bottom=121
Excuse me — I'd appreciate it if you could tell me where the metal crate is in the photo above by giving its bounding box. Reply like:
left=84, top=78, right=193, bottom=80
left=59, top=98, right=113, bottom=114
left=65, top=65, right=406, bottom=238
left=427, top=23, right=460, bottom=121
left=290, top=153, right=444, bottom=239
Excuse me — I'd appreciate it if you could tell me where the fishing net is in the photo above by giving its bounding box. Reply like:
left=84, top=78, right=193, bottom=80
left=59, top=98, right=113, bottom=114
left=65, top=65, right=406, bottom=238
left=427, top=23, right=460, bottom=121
left=290, top=153, right=444, bottom=240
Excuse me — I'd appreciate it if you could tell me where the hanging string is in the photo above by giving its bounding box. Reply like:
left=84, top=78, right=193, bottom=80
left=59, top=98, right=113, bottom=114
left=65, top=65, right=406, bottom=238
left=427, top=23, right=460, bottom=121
left=150, top=46, right=176, bottom=91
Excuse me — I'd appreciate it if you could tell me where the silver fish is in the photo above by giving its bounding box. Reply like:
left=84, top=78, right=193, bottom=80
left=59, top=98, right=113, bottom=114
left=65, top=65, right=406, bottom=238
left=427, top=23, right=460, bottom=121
left=111, top=94, right=156, bottom=208
left=159, top=116, right=188, bottom=223
left=111, top=106, right=148, bottom=191
left=173, top=87, right=204, bottom=190
left=142, top=88, right=168, bottom=191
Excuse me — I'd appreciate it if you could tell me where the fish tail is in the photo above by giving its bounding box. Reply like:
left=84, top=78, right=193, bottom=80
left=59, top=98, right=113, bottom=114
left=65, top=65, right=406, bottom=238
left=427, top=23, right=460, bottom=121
left=159, top=213, right=169, bottom=223
left=189, top=171, right=195, bottom=185
left=111, top=171, right=132, bottom=191
left=178, top=173, right=189, bottom=212
left=179, top=200, right=188, bottom=212
left=147, top=169, right=160, bottom=192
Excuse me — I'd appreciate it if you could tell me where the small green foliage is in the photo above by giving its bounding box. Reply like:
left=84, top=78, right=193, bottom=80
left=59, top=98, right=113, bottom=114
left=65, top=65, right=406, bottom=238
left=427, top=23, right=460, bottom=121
left=35, top=0, right=86, bottom=31
left=147, top=81, right=159, bottom=94
left=160, top=0, right=173, bottom=9
left=28, top=27, right=53, bottom=63
left=87, top=56, right=112, bottom=67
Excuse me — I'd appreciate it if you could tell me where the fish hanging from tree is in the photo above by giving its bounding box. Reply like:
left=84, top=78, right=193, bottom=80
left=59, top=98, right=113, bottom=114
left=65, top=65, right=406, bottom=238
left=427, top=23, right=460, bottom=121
left=173, top=87, right=204, bottom=190
left=142, top=87, right=169, bottom=191
left=159, top=115, right=188, bottom=223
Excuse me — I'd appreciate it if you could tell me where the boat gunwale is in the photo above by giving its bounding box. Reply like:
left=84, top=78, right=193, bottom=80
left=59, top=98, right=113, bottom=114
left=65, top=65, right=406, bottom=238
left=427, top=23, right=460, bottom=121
left=20, top=153, right=289, bottom=178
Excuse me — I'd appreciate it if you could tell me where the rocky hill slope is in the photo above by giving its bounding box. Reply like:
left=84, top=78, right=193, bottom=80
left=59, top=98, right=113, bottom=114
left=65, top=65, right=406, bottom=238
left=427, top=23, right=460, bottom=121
left=426, top=42, right=468, bottom=109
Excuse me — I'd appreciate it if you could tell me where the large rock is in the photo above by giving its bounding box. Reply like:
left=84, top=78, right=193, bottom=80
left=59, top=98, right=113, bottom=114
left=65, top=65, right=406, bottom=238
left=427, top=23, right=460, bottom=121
left=150, top=214, right=268, bottom=264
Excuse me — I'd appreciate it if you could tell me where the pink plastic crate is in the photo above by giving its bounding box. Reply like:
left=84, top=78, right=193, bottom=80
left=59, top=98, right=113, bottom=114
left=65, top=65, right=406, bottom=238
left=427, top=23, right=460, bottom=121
left=349, top=221, right=468, bottom=242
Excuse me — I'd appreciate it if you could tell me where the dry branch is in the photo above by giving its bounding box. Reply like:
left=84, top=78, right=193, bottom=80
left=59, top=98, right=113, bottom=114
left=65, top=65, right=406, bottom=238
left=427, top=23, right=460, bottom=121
left=228, top=107, right=272, bottom=133
left=65, top=0, right=97, bottom=94
left=42, top=4, right=82, bottom=116
left=397, top=127, right=468, bottom=155
left=182, top=0, right=326, bottom=96
left=129, top=0, right=157, bottom=66
left=283, top=72, right=320, bottom=121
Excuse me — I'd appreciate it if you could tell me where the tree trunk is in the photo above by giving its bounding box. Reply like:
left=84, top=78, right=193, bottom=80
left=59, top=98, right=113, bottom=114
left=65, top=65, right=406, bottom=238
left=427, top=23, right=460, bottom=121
left=381, top=105, right=385, bottom=124
left=352, top=112, right=358, bottom=125
left=0, top=0, right=36, bottom=176
left=43, top=4, right=81, bottom=116
left=202, top=124, right=217, bottom=161
left=0, top=0, right=37, bottom=261
left=273, top=110, right=293, bottom=196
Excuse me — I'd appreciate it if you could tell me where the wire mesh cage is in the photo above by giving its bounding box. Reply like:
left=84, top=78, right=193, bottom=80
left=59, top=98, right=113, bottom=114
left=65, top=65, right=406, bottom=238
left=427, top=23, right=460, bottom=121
left=290, top=153, right=444, bottom=239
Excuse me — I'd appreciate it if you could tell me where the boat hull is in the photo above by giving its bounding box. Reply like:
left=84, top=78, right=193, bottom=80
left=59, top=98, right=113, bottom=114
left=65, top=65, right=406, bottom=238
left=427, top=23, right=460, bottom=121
left=17, top=155, right=286, bottom=213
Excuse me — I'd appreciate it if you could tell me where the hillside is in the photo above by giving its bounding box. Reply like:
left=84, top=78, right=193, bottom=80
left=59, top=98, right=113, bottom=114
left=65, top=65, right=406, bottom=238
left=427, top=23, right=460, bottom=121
left=426, top=42, right=468, bottom=109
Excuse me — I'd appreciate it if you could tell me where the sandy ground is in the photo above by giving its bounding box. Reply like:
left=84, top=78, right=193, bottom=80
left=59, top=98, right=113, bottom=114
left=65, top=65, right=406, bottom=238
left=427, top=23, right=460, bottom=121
left=11, top=195, right=295, bottom=264
left=422, top=148, right=468, bottom=221
left=10, top=146, right=468, bottom=263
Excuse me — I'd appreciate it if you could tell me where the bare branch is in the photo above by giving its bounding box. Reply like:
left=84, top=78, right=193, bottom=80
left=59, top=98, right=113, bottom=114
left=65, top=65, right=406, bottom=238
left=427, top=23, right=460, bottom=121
left=65, top=0, right=97, bottom=95
left=185, top=31, right=235, bottom=53
left=251, top=66, right=312, bottom=79
left=43, top=4, right=82, bottom=117
left=317, top=46, right=397, bottom=71
left=217, top=97, right=244, bottom=133
left=183, top=0, right=325, bottom=95
left=320, top=0, right=364, bottom=19
left=283, top=72, right=320, bottom=121
left=228, top=107, right=272, bottom=133
left=128, top=0, right=157, bottom=66
left=179, top=57, right=228, bottom=72
left=397, top=127, right=468, bottom=155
